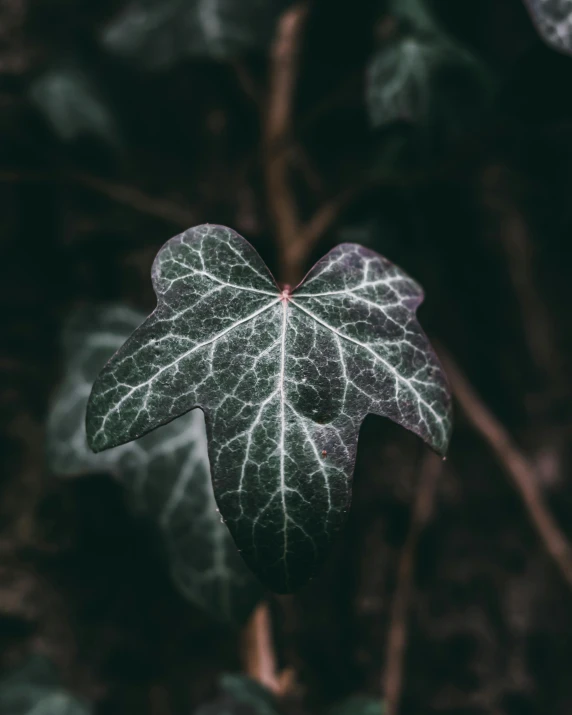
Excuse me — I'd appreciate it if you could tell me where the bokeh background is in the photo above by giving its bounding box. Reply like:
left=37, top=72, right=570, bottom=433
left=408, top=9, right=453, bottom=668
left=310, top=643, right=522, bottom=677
left=1, top=0, right=572, bottom=713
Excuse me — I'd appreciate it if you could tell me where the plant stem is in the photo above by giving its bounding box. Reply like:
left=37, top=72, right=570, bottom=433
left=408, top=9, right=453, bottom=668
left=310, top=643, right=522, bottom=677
left=241, top=602, right=281, bottom=693
left=0, top=169, right=197, bottom=227
left=264, top=3, right=308, bottom=286
left=439, top=347, right=572, bottom=589
left=383, top=451, right=442, bottom=715
left=240, top=5, right=310, bottom=696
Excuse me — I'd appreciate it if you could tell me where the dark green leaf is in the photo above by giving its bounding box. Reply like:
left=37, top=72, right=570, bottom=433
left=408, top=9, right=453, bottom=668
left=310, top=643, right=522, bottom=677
left=194, top=675, right=280, bottom=715
left=523, top=0, right=572, bottom=54
left=367, top=36, right=446, bottom=127
left=47, top=304, right=263, bottom=624
left=0, top=656, right=92, bottom=715
left=219, top=674, right=277, bottom=709
left=386, top=0, right=440, bottom=34
left=28, top=63, right=120, bottom=146
left=328, top=695, right=384, bottom=715
left=366, top=0, right=490, bottom=134
left=101, top=0, right=288, bottom=69
left=86, top=225, right=452, bottom=592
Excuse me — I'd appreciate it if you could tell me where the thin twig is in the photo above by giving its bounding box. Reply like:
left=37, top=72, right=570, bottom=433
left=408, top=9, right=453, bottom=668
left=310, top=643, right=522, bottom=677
left=233, top=61, right=264, bottom=110
left=265, top=3, right=308, bottom=285
left=286, top=186, right=359, bottom=272
left=148, top=683, right=170, bottom=715
left=241, top=603, right=281, bottom=694
left=383, top=451, right=443, bottom=715
left=264, top=68, right=364, bottom=166
left=0, top=169, right=46, bottom=182
left=501, top=213, right=563, bottom=387
left=72, top=172, right=197, bottom=226
left=481, top=165, right=563, bottom=391
left=0, top=169, right=196, bottom=227
left=290, top=145, right=323, bottom=195
left=439, top=347, right=572, bottom=589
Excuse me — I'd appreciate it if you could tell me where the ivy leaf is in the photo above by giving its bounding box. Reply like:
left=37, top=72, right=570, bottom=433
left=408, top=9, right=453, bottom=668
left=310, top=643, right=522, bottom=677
left=523, top=0, right=572, bottom=54
left=28, top=62, right=120, bottom=146
left=367, top=36, right=445, bottom=127
left=101, top=0, right=289, bottom=69
left=366, top=35, right=488, bottom=132
left=0, top=655, right=92, bottom=715
left=194, top=674, right=280, bottom=715
left=366, top=0, right=490, bottom=135
left=328, top=696, right=384, bottom=715
left=86, top=225, right=452, bottom=592
left=386, top=0, right=441, bottom=35
left=47, top=304, right=263, bottom=623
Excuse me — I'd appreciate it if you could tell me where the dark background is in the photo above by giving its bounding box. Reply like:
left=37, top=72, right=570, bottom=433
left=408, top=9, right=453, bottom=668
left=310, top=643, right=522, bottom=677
left=1, top=0, right=572, bottom=713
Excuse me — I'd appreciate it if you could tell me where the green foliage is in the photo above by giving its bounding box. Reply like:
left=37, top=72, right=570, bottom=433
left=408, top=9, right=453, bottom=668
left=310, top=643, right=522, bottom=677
left=0, top=656, right=92, bottom=715
left=195, top=675, right=281, bottom=715
left=194, top=677, right=383, bottom=715
left=47, top=304, right=263, bottom=624
left=328, top=695, right=384, bottom=715
left=86, top=224, right=451, bottom=593
left=366, top=0, right=491, bottom=141
left=28, top=63, right=120, bottom=146
left=524, top=0, right=572, bottom=54
left=101, top=0, right=289, bottom=69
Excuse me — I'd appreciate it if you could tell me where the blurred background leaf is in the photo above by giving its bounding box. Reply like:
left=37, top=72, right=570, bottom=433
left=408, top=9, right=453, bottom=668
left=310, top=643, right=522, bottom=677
left=28, top=62, right=121, bottom=147
left=366, top=0, right=493, bottom=169
left=46, top=304, right=263, bottom=625
left=101, top=0, right=291, bottom=69
left=0, top=656, right=92, bottom=715
left=523, top=0, right=572, bottom=54
left=194, top=674, right=280, bottom=715
left=328, top=695, right=383, bottom=715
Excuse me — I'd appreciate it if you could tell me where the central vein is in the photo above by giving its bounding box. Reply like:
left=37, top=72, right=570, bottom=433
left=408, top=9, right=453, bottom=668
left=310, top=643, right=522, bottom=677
left=279, top=297, right=289, bottom=575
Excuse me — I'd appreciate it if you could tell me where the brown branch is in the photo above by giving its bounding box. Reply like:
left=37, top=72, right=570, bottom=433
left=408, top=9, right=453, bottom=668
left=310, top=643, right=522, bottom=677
left=285, top=186, right=359, bottom=272
left=439, top=347, right=572, bottom=589
left=148, top=683, right=170, bottom=715
left=480, top=165, right=563, bottom=395
left=241, top=603, right=281, bottom=694
left=0, top=169, right=196, bottom=227
left=501, top=213, right=563, bottom=388
left=233, top=61, right=264, bottom=110
left=241, top=602, right=297, bottom=697
left=71, top=172, right=197, bottom=227
left=263, top=68, right=364, bottom=167
left=290, top=145, right=323, bottom=195
left=0, top=169, right=46, bottom=182
left=264, top=3, right=308, bottom=286
left=383, top=451, right=443, bottom=715
left=257, top=2, right=432, bottom=284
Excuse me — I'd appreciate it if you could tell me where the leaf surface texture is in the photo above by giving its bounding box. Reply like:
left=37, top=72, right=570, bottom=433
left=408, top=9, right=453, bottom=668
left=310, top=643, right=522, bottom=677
left=87, top=225, right=452, bottom=591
